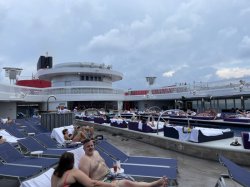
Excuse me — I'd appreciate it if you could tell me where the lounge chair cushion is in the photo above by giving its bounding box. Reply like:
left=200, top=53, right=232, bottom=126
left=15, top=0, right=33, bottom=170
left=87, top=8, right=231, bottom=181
left=241, top=132, right=250, bottom=149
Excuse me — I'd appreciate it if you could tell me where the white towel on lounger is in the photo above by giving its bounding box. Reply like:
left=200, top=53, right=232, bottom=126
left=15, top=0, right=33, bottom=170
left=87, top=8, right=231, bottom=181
left=194, top=127, right=224, bottom=136
left=0, top=129, right=24, bottom=143
left=20, top=168, right=54, bottom=187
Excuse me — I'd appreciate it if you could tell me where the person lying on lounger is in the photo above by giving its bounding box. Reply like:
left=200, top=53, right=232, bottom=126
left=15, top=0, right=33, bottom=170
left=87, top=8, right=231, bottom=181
left=62, top=126, right=87, bottom=142
left=78, top=139, right=168, bottom=187
left=6, top=117, right=14, bottom=124
left=71, top=126, right=87, bottom=142
left=0, top=136, right=6, bottom=144
left=71, top=125, right=94, bottom=141
left=62, top=129, right=74, bottom=141
left=147, top=120, right=156, bottom=127
left=83, top=126, right=94, bottom=140
left=147, top=116, right=156, bottom=127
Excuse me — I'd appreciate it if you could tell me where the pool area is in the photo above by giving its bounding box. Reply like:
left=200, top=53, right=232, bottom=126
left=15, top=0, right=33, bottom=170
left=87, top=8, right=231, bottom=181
left=77, top=118, right=250, bottom=166
left=166, top=117, right=250, bottom=137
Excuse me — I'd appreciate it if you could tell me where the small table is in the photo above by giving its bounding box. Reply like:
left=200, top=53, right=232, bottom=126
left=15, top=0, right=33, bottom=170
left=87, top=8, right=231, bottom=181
left=28, top=132, right=36, bottom=136
left=19, top=125, right=27, bottom=128
left=30, top=150, right=43, bottom=157
left=110, top=168, right=124, bottom=174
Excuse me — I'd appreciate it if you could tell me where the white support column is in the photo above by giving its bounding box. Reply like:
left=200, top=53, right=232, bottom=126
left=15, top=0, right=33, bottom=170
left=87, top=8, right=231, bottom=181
left=117, top=101, right=123, bottom=111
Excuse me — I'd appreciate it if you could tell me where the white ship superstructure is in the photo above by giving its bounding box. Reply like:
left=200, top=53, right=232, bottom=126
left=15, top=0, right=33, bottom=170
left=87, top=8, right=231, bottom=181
left=1, top=55, right=250, bottom=119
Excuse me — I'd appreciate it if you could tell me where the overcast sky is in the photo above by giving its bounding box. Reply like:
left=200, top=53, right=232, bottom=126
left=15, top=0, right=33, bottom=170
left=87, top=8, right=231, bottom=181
left=1, top=0, right=250, bottom=90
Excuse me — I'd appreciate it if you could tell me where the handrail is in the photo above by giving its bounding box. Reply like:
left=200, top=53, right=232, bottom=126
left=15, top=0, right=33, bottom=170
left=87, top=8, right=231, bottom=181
left=156, top=110, right=169, bottom=135
left=145, top=106, right=162, bottom=112
left=156, top=110, right=190, bottom=134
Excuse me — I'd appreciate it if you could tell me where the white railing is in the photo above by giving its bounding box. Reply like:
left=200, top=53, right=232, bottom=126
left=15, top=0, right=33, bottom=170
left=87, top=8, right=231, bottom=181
left=1, top=76, right=250, bottom=101
left=0, top=83, right=125, bottom=100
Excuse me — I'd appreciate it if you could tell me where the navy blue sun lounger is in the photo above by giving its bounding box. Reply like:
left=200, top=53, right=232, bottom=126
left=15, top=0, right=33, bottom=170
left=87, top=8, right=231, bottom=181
left=33, top=133, right=66, bottom=149
left=97, top=147, right=177, bottom=185
left=34, top=133, right=60, bottom=148
left=0, top=161, right=41, bottom=181
left=15, top=118, right=50, bottom=134
left=0, top=143, right=58, bottom=169
left=122, top=163, right=177, bottom=181
left=216, top=155, right=250, bottom=187
left=1, top=124, right=26, bottom=138
left=96, top=139, right=177, bottom=168
left=17, top=137, right=67, bottom=158
left=33, top=133, right=81, bottom=149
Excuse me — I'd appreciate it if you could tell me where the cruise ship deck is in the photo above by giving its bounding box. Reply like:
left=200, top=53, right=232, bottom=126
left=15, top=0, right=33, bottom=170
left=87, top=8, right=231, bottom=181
left=92, top=125, right=246, bottom=187
left=78, top=119, right=250, bottom=163
left=2, top=58, right=250, bottom=186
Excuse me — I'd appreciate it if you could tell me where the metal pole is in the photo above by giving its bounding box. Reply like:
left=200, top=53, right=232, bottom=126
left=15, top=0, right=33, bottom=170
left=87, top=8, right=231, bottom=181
left=156, top=110, right=169, bottom=135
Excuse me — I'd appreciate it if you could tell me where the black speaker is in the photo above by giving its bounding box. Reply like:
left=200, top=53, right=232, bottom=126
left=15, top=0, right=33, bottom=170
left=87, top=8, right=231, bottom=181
left=37, top=56, right=46, bottom=70
left=37, top=56, right=53, bottom=69
left=43, top=56, right=53, bottom=68
left=47, top=56, right=53, bottom=68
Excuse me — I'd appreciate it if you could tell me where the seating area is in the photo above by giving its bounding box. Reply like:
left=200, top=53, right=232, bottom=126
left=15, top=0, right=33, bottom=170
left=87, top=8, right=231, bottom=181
left=0, top=118, right=82, bottom=185
left=33, top=133, right=66, bottom=149
left=215, top=155, right=250, bottom=187
left=128, top=121, right=165, bottom=133
left=96, top=139, right=178, bottom=185
left=2, top=112, right=250, bottom=187
left=19, top=145, right=84, bottom=187
left=19, top=140, right=178, bottom=187
left=110, top=118, right=128, bottom=128
left=222, top=112, right=250, bottom=123
left=0, top=143, right=58, bottom=169
left=80, top=113, right=244, bottom=142
left=17, top=136, right=68, bottom=158
left=164, top=126, right=189, bottom=141
left=96, top=139, right=177, bottom=167
left=0, top=121, right=55, bottom=184
left=189, top=127, right=234, bottom=143
left=0, top=161, right=42, bottom=181
left=81, top=114, right=166, bottom=133
left=97, top=149, right=177, bottom=185
left=0, top=117, right=180, bottom=186
left=93, top=117, right=109, bottom=124
left=190, top=116, right=216, bottom=120
left=164, top=125, right=234, bottom=143
left=17, top=132, right=178, bottom=187
left=223, top=117, right=250, bottom=123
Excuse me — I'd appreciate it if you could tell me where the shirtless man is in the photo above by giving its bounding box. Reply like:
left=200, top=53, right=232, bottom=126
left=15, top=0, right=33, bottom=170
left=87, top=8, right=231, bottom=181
left=71, top=126, right=87, bottom=142
left=79, top=139, right=168, bottom=187
left=83, top=126, right=94, bottom=139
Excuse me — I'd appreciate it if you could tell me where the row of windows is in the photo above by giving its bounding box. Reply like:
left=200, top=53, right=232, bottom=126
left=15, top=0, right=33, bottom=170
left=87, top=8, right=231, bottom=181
left=192, top=98, right=250, bottom=112
left=80, top=76, right=102, bottom=81
left=126, top=87, right=188, bottom=95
